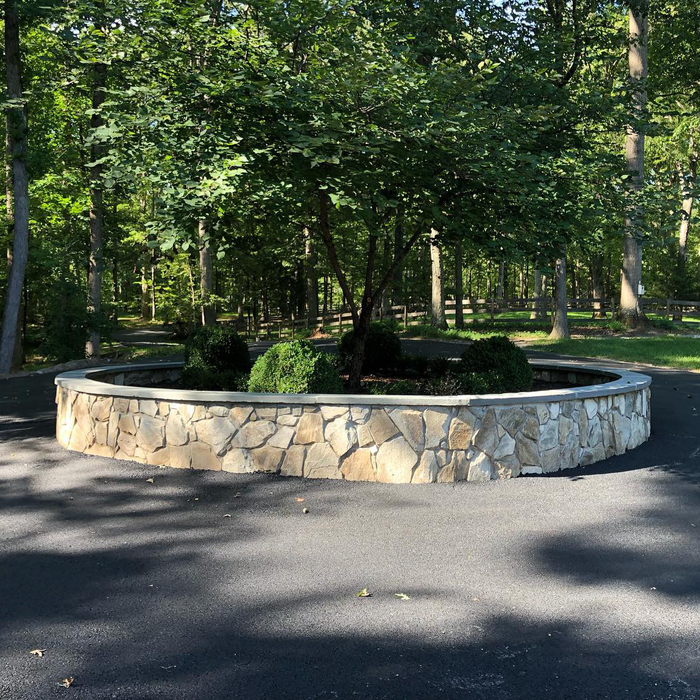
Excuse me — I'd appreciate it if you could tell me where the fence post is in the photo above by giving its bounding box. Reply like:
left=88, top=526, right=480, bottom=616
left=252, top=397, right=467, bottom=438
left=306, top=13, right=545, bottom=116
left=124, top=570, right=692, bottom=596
left=291, top=312, right=295, bottom=339
left=338, top=313, right=342, bottom=335
left=403, top=305, right=408, bottom=329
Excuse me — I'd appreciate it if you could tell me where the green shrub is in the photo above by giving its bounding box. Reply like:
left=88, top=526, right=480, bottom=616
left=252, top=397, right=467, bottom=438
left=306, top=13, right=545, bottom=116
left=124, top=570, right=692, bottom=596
left=368, top=379, right=421, bottom=395
left=459, top=335, right=533, bottom=392
left=184, top=325, right=250, bottom=374
left=337, top=321, right=402, bottom=374
left=181, top=366, right=249, bottom=392
left=182, top=325, right=250, bottom=391
left=248, top=340, right=343, bottom=394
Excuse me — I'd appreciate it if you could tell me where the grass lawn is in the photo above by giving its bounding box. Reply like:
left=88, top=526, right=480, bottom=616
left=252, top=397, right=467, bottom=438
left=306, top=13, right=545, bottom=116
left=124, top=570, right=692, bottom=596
left=526, top=335, right=700, bottom=371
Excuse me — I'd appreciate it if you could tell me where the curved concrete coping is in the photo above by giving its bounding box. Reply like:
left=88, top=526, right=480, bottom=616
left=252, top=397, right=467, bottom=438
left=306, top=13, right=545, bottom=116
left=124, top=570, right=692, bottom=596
left=54, top=359, right=651, bottom=407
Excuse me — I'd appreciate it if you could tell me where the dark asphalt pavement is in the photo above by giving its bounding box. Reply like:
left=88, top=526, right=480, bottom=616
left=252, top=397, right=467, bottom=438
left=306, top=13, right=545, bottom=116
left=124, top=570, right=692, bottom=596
left=1, top=340, right=700, bottom=699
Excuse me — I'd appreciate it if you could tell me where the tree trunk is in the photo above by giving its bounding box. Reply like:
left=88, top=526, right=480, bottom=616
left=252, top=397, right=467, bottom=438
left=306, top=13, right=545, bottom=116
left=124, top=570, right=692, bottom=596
left=530, top=268, right=547, bottom=320
left=549, top=251, right=569, bottom=339
left=198, top=219, right=215, bottom=325
left=111, top=254, right=119, bottom=323
left=392, top=211, right=404, bottom=305
left=619, top=0, right=648, bottom=327
left=304, top=226, right=319, bottom=325
left=675, top=136, right=696, bottom=320
left=150, top=252, right=157, bottom=320
left=496, top=261, right=505, bottom=301
left=0, top=0, right=29, bottom=374
left=429, top=228, right=447, bottom=329
left=86, top=61, right=107, bottom=358
left=140, top=264, right=149, bottom=319
left=590, top=255, right=606, bottom=318
left=454, top=239, right=463, bottom=329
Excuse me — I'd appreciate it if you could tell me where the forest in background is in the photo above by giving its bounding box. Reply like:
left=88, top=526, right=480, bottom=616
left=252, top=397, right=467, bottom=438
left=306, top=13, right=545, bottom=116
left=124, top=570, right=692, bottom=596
left=0, top=0, right=698, bottom=375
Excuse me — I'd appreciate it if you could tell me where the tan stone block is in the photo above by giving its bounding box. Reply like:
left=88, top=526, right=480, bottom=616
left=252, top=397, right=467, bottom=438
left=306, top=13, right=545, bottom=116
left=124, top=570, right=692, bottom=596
left=140, top=400, right=159, bottom=417
left=136, top=415, right=165, bottom=453
left=256, top=407, right=278, bottom=420
left=280, top=445, right=306, bottom=477
left=113, top=398, right=129, bottom=412
left=94, top=421, right=108, bottom=445
left=195, top=416, right=235, bottom=455
left=89, top=443, right=114, bottom=458
left=496, top=406, right=526, bottom=437
left=236, top=420, right=275, bottom=448
left=277, top=414, right=299, bottom=427
left=412, top=451, right=438, bottom=484
left=320, top=406, right=348, bottom=421
left=68, top=423, right=90, bottom=452
left=473, top=409, right=498, bottom=455
left=467, top=450, right=493, bottom=481
left=169, top=445, right=192, bottom=469
left=117, top=431, right=136, bottom=457
left=252, top=445, right=284, bottom=473
left=515, top=435, right=538, bottom=466
left=118, top=414, right=137, bottom=435
left=227, top=407, right=251, bottom=426
left=129, top=399, right=139, bottom=413
left=325, top=419, right=357, bottom=456
left=90, top=397, right=112, bottom=422
left=448, top=417, right=473, bottom=450
left=304, top=443, right=341, bottom=479
left=190, top=442, right=221, bottom=470
left=375, top=437, right=417, bottom=483
left=159, top=401, right=170, bottom=417
left=268, top=425, right=295, bottom=449
left=357, top=423, right=374, bottom=447
left=389, top=409, right=424, bottom=451
left=424, top=409, right=452, bottom=449
left=208, top=405, right=229, bottom=417
left=166, top=413, right=189, bottom=446
left=366, top=409, right=399, bottom=445
left=295, top=413, right=324, bottom=444
left=341, top=448, right=375, bottom=481
left=222, top=447, right=253, bottom=473
left=521, top=416, right=539, bottom=441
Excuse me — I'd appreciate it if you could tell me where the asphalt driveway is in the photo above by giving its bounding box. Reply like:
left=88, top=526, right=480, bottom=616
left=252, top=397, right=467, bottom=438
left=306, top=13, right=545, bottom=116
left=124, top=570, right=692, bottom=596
left=1, top=340, right=699, bottom=699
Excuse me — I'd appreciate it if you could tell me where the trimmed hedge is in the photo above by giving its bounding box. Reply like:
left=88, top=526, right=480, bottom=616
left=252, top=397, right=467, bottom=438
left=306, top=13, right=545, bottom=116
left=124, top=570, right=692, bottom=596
left=248, top=340, right=343, bottom=394
left=182, top=325, right=250, bottom=391
left=459, top=335, right=533, bottom=392
left=337, top=321, right=402, bottom=374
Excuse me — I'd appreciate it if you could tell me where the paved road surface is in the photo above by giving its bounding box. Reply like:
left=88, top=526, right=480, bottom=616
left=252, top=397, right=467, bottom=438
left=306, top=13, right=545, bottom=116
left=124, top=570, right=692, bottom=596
left=1, top=340, right=699, bottom=699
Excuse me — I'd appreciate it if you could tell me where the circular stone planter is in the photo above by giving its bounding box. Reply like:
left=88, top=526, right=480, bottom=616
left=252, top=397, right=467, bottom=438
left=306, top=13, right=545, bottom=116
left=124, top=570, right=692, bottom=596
left=54, top=360, right=651, bottom=483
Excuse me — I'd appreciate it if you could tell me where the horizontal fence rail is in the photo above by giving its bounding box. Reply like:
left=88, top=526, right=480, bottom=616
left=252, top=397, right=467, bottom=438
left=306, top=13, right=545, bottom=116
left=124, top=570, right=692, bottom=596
left=229, top=296, right=698, bottom=339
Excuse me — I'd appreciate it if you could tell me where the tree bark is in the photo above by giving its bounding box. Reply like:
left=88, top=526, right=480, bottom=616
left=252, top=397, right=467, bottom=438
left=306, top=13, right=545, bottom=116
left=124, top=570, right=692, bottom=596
left=429, top=228, right=447, bottom=329
left=549, top=250, right=569, bottom=339
left=454, top=239, right=463, bottom=329
left=619, top=0, right=648, bottom=327
left=530, top=268, right=547, bottom=320
left=675, top=136, right=696, bottom=320
left=140, top=264, right=150, bottom=319
left=198, top=219, right=215, bottom=325
left=590, top=254, right=606, bottom=318
left=496, top=261, right=505, bottom=301
left=0, top=0, right=29, bottom=374
left=304, top=226, right=319, bottom=325
left=392, top=210, right=404, bottom=305
left=85, top=60, right=107, bottom=358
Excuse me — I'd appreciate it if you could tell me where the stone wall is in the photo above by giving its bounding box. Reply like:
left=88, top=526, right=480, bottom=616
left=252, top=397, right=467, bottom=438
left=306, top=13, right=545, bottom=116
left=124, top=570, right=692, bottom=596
left=55, top=362, right=651, bottom=483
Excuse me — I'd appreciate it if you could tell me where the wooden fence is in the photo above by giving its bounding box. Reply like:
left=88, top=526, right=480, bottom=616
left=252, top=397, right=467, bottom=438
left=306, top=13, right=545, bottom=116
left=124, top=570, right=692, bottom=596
left=235, top=296, right=700, bottom=340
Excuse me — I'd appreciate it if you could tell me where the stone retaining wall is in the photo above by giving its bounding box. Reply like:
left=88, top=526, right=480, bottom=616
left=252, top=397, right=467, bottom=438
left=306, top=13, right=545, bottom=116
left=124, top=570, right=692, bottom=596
left=55, top=361, right=651, bottom=483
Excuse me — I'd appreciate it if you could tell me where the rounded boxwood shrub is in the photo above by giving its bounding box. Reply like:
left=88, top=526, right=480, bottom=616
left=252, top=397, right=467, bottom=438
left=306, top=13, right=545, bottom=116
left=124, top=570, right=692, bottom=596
left=248, top=340, right=343, bottom=394
left=182, top=325, right=250, bottom=391
left=459, top=335, right=533, bottom=392
left=337, top=321, right=402, bottom=374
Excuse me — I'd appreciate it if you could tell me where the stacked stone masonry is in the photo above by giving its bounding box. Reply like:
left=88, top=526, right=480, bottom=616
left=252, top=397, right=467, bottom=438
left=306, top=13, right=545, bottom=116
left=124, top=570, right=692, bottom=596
left=55, top=362, right=651, bottom=483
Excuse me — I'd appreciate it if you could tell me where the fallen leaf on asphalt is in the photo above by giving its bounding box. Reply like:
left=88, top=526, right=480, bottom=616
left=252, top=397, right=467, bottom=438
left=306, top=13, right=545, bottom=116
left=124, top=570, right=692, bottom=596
left=234, top=492, right=242, bottom=498
left=473, top=597, right=480, bottom=601
left=161, top=665, right=177, bottom=670
left=356, top=588, right=372, bottom=598
left=394, top=593, right=410, bottom=600
left=223, top=514, right=231, bottom=518
left=58, top=677, right=75, bottom=688
left=29, top=649, right=46, bottom=657
left=146, top=478, right=154, bottom=483
left=302, top=507, right=310, bottom=514
left=296, top=498, right=305, bottom=502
